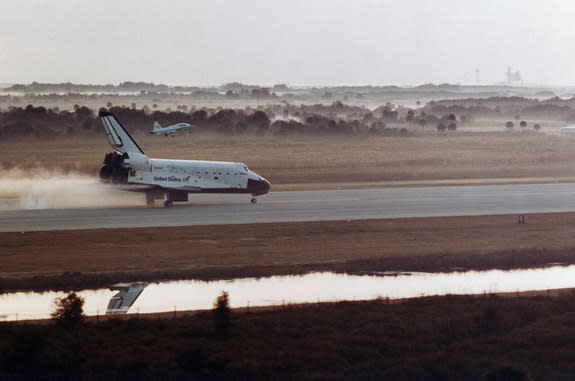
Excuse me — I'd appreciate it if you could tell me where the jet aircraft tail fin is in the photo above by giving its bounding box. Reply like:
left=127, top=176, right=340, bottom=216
left=153, top=121, right=162, bottom=132
left=99, top=111, right=145, bottom=155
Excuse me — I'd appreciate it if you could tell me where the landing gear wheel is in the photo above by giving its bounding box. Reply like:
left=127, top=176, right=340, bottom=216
left=251, top=198, right=257, bottom=204
left=164, top=200, right=173, bottom=208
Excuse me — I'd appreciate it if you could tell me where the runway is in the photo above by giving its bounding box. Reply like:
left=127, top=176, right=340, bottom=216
left=1, top=183, right=575, bottom=232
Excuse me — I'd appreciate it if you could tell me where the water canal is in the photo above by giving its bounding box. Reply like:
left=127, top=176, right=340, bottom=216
left=2, top=265, right=575, bottom=321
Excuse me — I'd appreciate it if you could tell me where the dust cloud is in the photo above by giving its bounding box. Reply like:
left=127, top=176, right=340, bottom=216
left=0, top=168, right=142, bottom=210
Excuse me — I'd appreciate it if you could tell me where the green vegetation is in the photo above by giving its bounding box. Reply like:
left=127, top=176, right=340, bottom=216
left=2, top=294, right=575, bottom=379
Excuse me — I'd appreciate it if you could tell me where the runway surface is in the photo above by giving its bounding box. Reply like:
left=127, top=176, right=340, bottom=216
left=1, top=183, right=575, bottom=232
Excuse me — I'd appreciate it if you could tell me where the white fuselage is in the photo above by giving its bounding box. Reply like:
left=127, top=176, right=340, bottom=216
left=125, top=152, right=259, bottom=193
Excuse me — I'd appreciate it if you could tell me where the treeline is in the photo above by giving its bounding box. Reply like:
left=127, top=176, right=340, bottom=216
left=3, top=81, right=287, bottom=97
left=3, top=95, right=571, bottom=140
left=0, top=81, right=465, bottom=94
left=0, top=105, right=96, bottom=138
left=0, top=102, right=464, bottom=139
left=426, top=95, right=575, bottom=122
left=4, top=81, right=202, bottom=94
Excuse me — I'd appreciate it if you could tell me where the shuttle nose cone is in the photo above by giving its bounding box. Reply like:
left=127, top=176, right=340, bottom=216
left=261, top=178, right=271, bottom=194
left=248, top=177, right=271, bottom=196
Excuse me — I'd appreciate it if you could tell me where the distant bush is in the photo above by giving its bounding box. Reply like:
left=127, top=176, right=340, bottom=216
left=213, top=291, right=231, bottom=337
left=246, top=110, right=271, bottom=134
left=191, top=109, right=207, bottom=121
left=374, top=105, right=398, bottom=122
left=271, top=120, right=305, bottom=135
left=51, top=292, right=85, bottom=328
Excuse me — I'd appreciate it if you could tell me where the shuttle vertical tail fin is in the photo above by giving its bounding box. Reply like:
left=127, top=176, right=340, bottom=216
left=99, top=111, right=145, bottom=155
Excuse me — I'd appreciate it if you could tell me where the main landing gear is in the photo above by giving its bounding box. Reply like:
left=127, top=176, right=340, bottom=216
left=146, top=192, right=260, bottom=207
left=146, top=190, right=163, bottom=207
left=146, top=190, right=186, bottom=208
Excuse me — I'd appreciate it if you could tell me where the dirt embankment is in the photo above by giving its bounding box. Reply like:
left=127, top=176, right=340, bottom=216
left=2, top=213, right=575, bottom=292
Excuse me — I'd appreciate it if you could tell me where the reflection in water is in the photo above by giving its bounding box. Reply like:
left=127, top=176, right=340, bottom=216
left=2, top=266, right=575, bottom=321
left=106, top=283, right=148, bottom=315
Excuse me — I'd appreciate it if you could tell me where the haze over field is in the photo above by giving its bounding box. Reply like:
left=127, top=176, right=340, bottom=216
left=1, top=0, right=575, bottom=86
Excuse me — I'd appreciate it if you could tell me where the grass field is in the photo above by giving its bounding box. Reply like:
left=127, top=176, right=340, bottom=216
left=2, top=130, right=575, bottom=189
left=3, top=213, right=575, bottom=292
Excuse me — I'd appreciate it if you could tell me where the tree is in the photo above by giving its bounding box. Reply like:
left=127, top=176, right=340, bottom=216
left=533, top=123, right=541, bottom=131
left=520, top=120, right=527, bottom=128
left=213, top=291, right=231, bottom=337
left=437, top=123, right=446, bottom=132
left=51, top=292, right=85, bottom=328
left=81, top=119, right=92, bottom=130
left=192, top=109, right=207, bottom=121
left=246, top=110, right=270, bottom=132
left=406, top=109, right=415, bottom=122
left=447, top=122, right=457, bottom=131
left=505, top=121, right=514, bottom=129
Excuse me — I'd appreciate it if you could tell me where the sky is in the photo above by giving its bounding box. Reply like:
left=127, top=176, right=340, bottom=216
left=1, top=0, right=575, bottom=86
